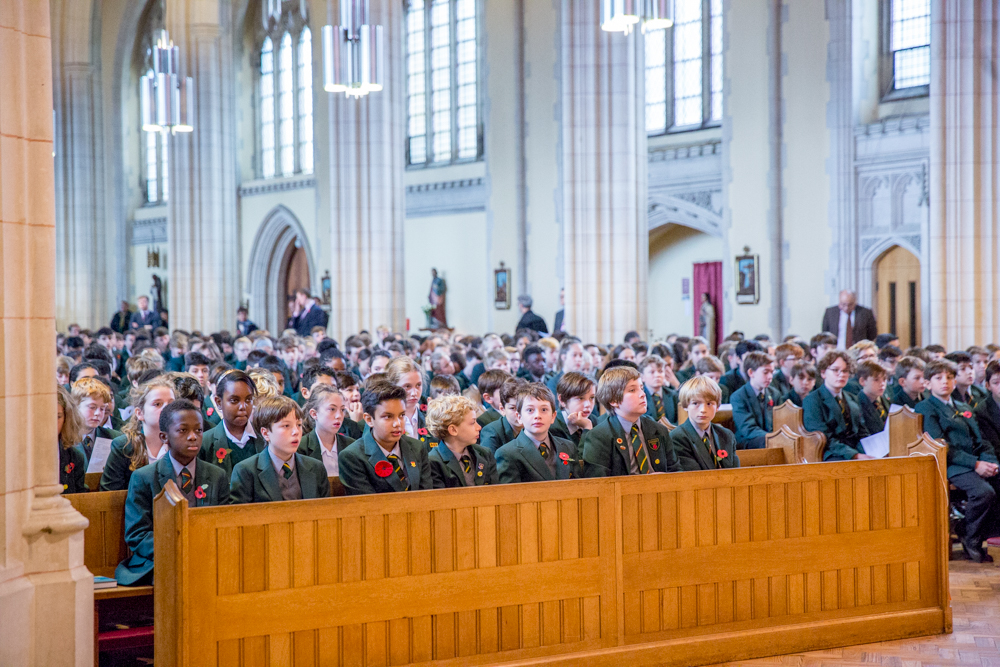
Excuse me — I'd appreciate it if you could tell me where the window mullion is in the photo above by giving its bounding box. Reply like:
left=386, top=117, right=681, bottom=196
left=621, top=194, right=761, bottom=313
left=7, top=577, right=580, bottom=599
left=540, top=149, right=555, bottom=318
left=292, top=29, right=300, bottom=175
left=701, top=0, right=710, bottom=127
left=425, top=6, right=433, bottom=166
left=666, top=26, right=675, bottom=130
left=450, top=0, right=458, bottom=162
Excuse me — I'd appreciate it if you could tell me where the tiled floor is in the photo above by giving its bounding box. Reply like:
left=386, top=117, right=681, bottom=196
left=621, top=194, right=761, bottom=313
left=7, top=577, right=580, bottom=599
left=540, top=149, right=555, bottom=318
left=710, top=559, right=1000, bottom=666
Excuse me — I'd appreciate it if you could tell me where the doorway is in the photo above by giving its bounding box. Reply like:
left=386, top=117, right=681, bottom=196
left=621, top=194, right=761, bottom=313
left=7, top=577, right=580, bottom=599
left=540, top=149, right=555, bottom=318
left=875, top=246, right=921, bottom=348
left=247, top=206, right=316, bottom=334
left=280, top=243, right=311, bottom=325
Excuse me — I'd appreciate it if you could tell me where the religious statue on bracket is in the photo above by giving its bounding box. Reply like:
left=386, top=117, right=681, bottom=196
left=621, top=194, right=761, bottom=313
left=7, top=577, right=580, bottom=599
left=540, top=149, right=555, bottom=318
left=699, top=292, right=716, bottom=353
left=424, top=268, right=448, bottom=330
left=151, top=274, right=164, bottom=314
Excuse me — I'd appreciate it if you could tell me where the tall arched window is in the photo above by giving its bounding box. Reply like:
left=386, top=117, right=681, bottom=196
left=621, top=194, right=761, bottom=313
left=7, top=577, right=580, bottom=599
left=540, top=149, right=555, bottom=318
left=258, top=7, right=313, bottom=179
left=644, top=0, right=723, bottom=135
left=882, top=0, right=929, bottom=97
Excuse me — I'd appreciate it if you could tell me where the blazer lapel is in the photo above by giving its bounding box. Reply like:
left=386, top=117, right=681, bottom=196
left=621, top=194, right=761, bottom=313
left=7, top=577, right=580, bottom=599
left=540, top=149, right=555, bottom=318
left=364, top=433, right=403, bottom=492
left=438, top=443, right=467, bottom=486
left=400, top=438, right=422, bottom=489
left=256, top=450, right=283, bottom=502
left=517, top=435, right=553, bottom=481
left=822, top=387, right=847, bottom=430
left=554, top=439, right=575, bottom=479
left=192, top=458, right=216, bottom=507
left=295, top=454, right=317, bottom=498
left=155, top=456, right=176, bottom=496
left=684, top=421, right=715, bottom=470
left=608, top=417, right=634, bottom=471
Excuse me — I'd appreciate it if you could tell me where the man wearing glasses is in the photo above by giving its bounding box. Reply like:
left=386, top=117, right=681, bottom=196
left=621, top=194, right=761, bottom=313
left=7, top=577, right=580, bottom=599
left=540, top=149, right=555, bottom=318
left=802, top=350, right=872, bottom=461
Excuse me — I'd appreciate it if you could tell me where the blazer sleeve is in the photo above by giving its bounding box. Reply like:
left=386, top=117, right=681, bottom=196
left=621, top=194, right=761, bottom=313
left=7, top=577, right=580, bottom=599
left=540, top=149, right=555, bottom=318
left=428, top=455, right=449, bottom=489
left=918, top=404, right=980, bottom=471
left=731, top=388, right=767, bottom=449
left=495, top=446, right=523, bottom=484
left=122, top=472, right=154, bottom=559
left=337, top=447, right=377, bottom=495
left=483, top=450, right=499, bottom=484
left=579, top=430, right=611, bottom=478
left=653, top=421, right=681, bottom=472
left=213, top=468, right=231, bottom=506
left=228, top=463, right=255, bottom=504
left=316, top=464, right=331, bottom=498
left=672, top=431, right=705, bottom=472
left=99, top=440, right=132, bottom=491
left=416, top=445, right=434, bottom=490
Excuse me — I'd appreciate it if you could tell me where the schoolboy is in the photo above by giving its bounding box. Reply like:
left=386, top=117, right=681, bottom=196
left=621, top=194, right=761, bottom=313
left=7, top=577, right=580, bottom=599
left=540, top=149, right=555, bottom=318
left=519, top=344, right=549, bottom=383
left=845, top=341, right=878, bottom=397
left=946, top=351, right=986, bottom=408
left=428, top=374, right=461, bottom=399
left=426, top=395, right=498, bottom=488
left=116, top=399, right=229, bottom=585
left=809, top=333, right=838, bottom=363
left=916, top=359, right=999, bottom=562
left=495, top=384, right=581, bottom=483
left=856, top=360, right=891, bottom=435
left=185, top=351, right=212, bottom=389
left=694, top=356, right=730, bottom=403
left=675, top=338, right=709, bottom=384
left=974, top=360, right=1000, bottom=457
left=549, top=371, right=596, bottom=447
left=886, top=356, right=927, bottom=408
left=297, top=365, right=336, bottom=404
left=198, top=369, right=266, bottom=478
left=671, top=376, right=739, bottom=471
left=71, top=377, right=123, bottom=467
left=476, top=369, right=511, bottom=427
left=969, top=346, right=991, bottom=393
left=803, top=351, right=871, bottom=461
left=580, top=366, right=679, bottom=477
left=333, top=370, right=365, bottom=439
left=719, top=340, right=762, bottom=397
left=484, top=349, right=511, bottom=374
left=878, top=345, right=902, bottom=379
left=338, top=381, right=433, bottom=495
left=640, top=355, right=679, bottom=426
left=925, top=344, right=947, bottom=360
left=479, top=378, right=526, bottom=453
left=230, top=396, right=330, bottom=503
left=730, top=352, right=779, bottom=450
left=771, top=342, right=804, bottom=398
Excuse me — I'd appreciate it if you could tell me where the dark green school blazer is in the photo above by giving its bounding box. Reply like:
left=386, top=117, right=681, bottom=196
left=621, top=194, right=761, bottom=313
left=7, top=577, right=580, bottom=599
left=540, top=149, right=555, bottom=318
left=428, top=443, right=498, bottom=488
left=718, top=368, right=747, bottom=397
left=857, top=391, right=890, bottom=436
left=116, top=456, right=229, bottom=585
left=730, top=383, right=779, bottom=450
left=916, top=396, right=997, bottom=479
left=675, top=366, right=697, bottom=384
left=780, top=389, right=805, bottom=408
left=644, top=386, right=679, bottom=425
left=197, top=422, right=268, bottom=479
left=298, top=430, right=355, bottom=461
left=476, top=407, right=502, bottom=428
left=844, top=377, right=863, bottom=398
left=229, top=448, right=330, bottom=504
left=495, top=431, right=580, bottom=484
left=479, top=416, right=518, bottom=453
left=975, top=395, right=1000, bottom=459
left=770, top=369, right=791, bottom=399
left=339, top=417, right=364, bottom=440
left=580, top=414, right=679, bottom=477
left=953, top=386, right=987, bottom=410
left=802, top=385, right=870, bottom=461
left=549, top=413, right=588, bottom=448
left=99, top=435, right=142, bottom=491
left=670, top=421, right=739, bottom=471
left=73, top=426, right=123, bottom=469
left=338, top=431, right=433, bottom=495
left=886, top=384, right=925, bottom=409
left=60, top=444, right=87, bottom=493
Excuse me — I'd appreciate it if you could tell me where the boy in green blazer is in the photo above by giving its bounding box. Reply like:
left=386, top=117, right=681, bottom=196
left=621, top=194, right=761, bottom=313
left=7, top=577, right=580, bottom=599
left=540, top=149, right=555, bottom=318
left=671, top=376, right=739, bottom=471
left=475, top=369, right=510, bottom=427
left=549, top=371, right=596, bottom=447
left=974, top=360, right=1000, bottom=458
left=198, top=369, right=266, bottom=478
left=886, top=356, right=927, bottom=409
left=426, top=394, right=498, bottom=487
left=479, top=378, right=525, bottom=453
left=803, top=351, right=871, bottom=461
left=496, top=384, right=581, bottom=483
left=640, top=355, right=679, bottom=426
left=580, top=366, right=679, bottom=477
left=730, top=351, right=780, bottom=450
left=856, top=360, right=890, bottom=435
left=116, top=400, right=229, bottom=585
left=230, top=396, right=330, bottom=504
left=780, top=361, right=816, bottom=408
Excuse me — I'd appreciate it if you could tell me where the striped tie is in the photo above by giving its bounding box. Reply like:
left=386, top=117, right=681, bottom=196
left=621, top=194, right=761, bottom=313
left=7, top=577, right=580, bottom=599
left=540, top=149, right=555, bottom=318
left=652, top=394, right=665, bottom=421
left=179, top=468, right=193, bottom=493
left=386, top=454, right=410, bottom=490
left=632, top=424, right=650, bottom=474
left=838, top=396, right=853, bottom=429
left=703, top=434, right=719, bottom=469
left=460, top=453, right=472, bottom=474
left=281, top=462, right=293, bottom=479
left=538, top=442, right=549, bottom=459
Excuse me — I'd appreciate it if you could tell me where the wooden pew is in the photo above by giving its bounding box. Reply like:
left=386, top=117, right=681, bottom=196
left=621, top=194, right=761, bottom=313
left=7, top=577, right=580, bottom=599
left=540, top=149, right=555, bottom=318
left=153, top=454, right=951, bottom=667
left=676, top=404, right=734, bottom=429
left=772, top=400, right=827, bottom=462
left=85, top=471, right=101, bottom=491
left=888, top=405, right=923, bottom=458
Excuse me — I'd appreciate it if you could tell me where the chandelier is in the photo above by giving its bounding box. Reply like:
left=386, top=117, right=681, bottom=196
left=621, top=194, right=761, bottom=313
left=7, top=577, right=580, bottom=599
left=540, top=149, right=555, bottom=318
left=323, top=0, right=384, bottom=98
left=601, top=0, right=674, bottom=35
left=140, top=30, right=194, bottom=133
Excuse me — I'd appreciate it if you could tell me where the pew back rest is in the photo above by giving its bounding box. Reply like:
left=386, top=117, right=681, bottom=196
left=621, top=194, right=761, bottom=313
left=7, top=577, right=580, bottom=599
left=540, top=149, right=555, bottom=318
left=772, top=400, right=827, bottom=462
left=66, top=490, right=129, bottom=578
left=888, top=406, right=923, bottom=458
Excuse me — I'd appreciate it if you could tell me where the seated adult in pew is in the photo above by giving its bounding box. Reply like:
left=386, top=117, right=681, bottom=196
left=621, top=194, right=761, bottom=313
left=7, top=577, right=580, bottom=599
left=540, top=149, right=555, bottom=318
left=917, top=358, right=1000, bottom=563
left=299, top=384, right=355, bottom=476
left=580, top=366, right=679, bottom=477
left=857, top=360, right=890, bottom=435
left=731, top=351, right=779, bottom=450
left=496, top=384, right=581, bottom=483
left=779, top=361, right=816, bottom=408
left=426, top=395, right=498, bottom=488
left=974, top=360, right=1000, bottom=458
left=230, top=396, right=330, bottom=503
left=549, top=372, right=596, bottom=447
left=479, top=378, right=526, bottom=453
left=197, top=369, right=265, bottom=478
left=803, top=350, right=871, bottom=461
left=100, top=378, right=177, bottom=491
left=116, top=399, right=229, bottom=585
left=57, top=386, right=88, bottom=493
left=640, top=355, right=678, bottom=426
left=672, top=376, right=740, bottom=471
left=338, top=381, right=433, bottom=494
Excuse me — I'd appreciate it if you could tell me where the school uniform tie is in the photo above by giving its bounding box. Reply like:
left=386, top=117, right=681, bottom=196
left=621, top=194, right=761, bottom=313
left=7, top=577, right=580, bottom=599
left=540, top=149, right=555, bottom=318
left=386, top=454, right=410, bottom=490
left=282, top=462, right=293, bottom=479
left=703, top=434, right=719, bottom=469
left=837, top=396, right=853, bottom=430
left=652, top=394, right=665, bottom=421
left=538, top=441, right=550, bottom=459
left=178, top=468, right=193, bottom=493
left=631, top=424, right=650, bottom=474
left=460, top=453, right=473, bottom=474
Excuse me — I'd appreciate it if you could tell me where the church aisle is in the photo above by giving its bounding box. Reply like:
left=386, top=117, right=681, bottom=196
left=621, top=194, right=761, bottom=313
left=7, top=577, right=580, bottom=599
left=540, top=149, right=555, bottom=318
left=710, top=561, right=1000, bottom=667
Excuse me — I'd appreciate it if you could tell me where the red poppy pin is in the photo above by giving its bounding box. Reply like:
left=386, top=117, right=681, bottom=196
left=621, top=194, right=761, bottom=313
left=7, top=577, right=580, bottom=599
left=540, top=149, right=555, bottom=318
left=420, top=403, right=428, bottom=412
left=215, top=448, right=230, bottom=464
left=768, top=398, right=774, bottom=408
left=63, top=462, right=74, bottom=474
left=194, top=485, right=207, bottom=499
left=963, top=411, right=973, bottom=419
left=206, top=407, right=214, bottom=417
left=717, top=449, right=728, bottom=459
left=375, top=460, right=394, bottom=477
left=559, top=452, right=570, bottom=461
left=418, top=427, right=429, bottom=437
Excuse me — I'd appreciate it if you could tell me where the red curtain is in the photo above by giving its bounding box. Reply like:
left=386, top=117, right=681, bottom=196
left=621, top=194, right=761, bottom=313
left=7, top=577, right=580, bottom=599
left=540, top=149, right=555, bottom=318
left=692, top=261, right=723, bottom=350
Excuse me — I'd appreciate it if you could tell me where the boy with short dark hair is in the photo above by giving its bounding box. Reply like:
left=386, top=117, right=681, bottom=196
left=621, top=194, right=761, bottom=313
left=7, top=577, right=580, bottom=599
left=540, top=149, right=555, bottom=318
left=917, top=359, right=999, bottom=562
left=887, top=356, right=927, bottom=408
left=771, top=343, right=804, bottom=398
left=519, top=344, right=548, bottom=383
left=719, top=340, right=762, bottom=396
left=475, top=369, right=511, bottom=427
left=671, top=376, right=739, bottom=471
left=946, top=351, right=985, bottom=408
left=803, top=351, right=871, bottom=461
left=856, top=360, right=890, bottom=435
left=809, top=333, right=838, bottom=363
left=694, top=355, right=730, bottom=403
left=974, top=360, right=1000, bottom=457
left=495, top=384, right=580, bottom=483
left=116, top=399, right=229, bottom=585
left=550, top=371, right=596, bottom=446
left=479, top=379, right=527, bottom=453
left=639, top=355, right=679, bottom=426
left=184, top=351, right=212, bottom=389
left=925, top=344, right=947, bottom=360
left=730, top=352, right=779, bottom=450
left=230, top=395, right=330, bottom=503
left=878, top=345, right=902, bottom=378
left=337, top=381, right=433, bottom=494
left=781, top=361, right=816, bottom=407
left=580, top=366, right=679, bottom=477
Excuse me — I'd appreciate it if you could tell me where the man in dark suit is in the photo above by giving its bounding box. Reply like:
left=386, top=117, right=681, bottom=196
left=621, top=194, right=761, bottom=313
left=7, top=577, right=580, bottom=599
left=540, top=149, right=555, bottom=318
left=821, top=290, right=878, bottom=347
left=515, top=295, right=548, bottom=334
left=289, top=289, right=329, bottom=337
left=236, top=306, right=258, bottom=337
left=110, top=300, right=132, bottom=334
left=553, top=288, right=565, bottom=334
left=129, top=295, right=160, bottom=330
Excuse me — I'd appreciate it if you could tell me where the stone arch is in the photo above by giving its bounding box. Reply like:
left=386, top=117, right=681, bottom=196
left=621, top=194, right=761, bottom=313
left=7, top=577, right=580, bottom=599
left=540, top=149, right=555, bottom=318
left=648, top=193, right=724, bottom=238
left=246, top=205, right=317, bottom=333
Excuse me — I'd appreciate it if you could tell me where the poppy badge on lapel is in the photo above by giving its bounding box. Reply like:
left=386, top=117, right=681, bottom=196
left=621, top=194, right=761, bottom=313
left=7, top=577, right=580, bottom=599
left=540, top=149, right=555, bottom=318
left=374, top=461, right=393, bottom=477
left=216, top=448, right=230, bottom=464
left=63, top=462, right=74, bottom=474
left=717, top=449, right=728, bottom=459
left=194, top=485, right=207, bottom=499
left=963, top=411, right=973, bottom=419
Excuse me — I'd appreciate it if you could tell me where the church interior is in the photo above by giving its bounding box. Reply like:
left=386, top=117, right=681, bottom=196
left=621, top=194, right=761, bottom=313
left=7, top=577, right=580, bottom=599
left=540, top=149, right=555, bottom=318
left=5, top=0, right=1000, bottom=665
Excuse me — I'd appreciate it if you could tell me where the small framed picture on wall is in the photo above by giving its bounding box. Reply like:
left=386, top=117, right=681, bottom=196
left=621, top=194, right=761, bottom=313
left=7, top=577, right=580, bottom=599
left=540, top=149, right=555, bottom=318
left=494, top=263, right=511, bottom=310
left=735, top=250, right=759, bottom=305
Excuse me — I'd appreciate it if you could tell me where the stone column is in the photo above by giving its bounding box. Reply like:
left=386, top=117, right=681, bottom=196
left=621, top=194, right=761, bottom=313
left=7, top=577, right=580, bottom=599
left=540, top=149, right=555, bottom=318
left=929, top=1, right=1000, bottom=347
left=165, top=0, right=241, bottom=333
left=51, top=0, right=111, bottom=331
left=327, top=0, right=407, bottom=341
left=560, top=0, right=648, bottom=343
left=0, top=2, right=92, bottom=666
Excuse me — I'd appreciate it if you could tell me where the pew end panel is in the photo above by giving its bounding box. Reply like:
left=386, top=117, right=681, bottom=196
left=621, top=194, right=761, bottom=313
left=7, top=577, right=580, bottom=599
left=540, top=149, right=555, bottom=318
left=772, top=400, right=802, bottom=434
left=763, top=425, right=800, bottom=464
left=888, top=406, right=924, bottom=458
left=85, top=471, right=101, bottom=491
left=153, top=480, right=189, bottom=667
left=67, top=490, right=129, bottom=578
left=735, top=448, right=787, bottom=467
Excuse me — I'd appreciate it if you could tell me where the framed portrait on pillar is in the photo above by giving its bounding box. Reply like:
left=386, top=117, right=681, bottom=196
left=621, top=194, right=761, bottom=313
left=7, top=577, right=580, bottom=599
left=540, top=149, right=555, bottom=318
left=735, top=250, right=759, bottom=305
left=494, top=263, right=511, bottom=310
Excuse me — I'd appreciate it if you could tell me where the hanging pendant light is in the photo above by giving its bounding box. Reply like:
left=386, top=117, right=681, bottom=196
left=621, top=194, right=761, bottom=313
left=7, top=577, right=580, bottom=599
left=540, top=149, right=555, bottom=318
left=640, top=0, right=674, bottom=32
left=601, top=0, right=673, bottom=35
left=140, top=30, right=194, bottom=133
left=323, top=0, right=384, bottom=98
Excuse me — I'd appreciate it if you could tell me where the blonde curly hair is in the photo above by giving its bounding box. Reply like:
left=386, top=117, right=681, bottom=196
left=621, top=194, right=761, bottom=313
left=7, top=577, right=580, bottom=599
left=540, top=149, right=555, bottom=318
left=248, top=367, right=281, bottom=398
left=425, top=395, right=478, bottom=441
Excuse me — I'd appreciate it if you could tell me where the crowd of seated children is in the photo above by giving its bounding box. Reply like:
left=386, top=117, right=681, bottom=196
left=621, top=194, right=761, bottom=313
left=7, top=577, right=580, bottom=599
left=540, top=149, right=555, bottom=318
left=731, top=352, right=779, bottom=449
left=496, top=384, right=580, bottom=483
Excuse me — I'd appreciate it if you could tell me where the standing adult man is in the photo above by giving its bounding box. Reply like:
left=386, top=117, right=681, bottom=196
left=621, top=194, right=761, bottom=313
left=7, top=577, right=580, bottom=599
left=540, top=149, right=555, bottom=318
left=516, top=295, right=548, bottom=334
left=110, top=301, right=132, bottom=334
left=821, top=290, right=878, bottom=348
left=553, top=288, right=565, bottom=334
left=289, top=288, right=329, bottom=337
left=129, top=295, right=160, bottom=330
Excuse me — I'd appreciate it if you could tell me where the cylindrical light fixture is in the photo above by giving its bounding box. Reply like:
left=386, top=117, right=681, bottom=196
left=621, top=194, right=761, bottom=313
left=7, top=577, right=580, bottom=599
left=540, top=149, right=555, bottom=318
left=323, top=0, right=384, bottom=98
left=641, top=0, right=674, bottom=31
left=140, top=30, right=195, bottom=134
left=601, top=0, right=640, bottom=34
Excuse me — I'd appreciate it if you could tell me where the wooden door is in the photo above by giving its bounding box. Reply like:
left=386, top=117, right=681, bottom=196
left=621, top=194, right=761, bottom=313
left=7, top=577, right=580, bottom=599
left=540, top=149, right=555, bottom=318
left=875, top=246, right=921, bottom=347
